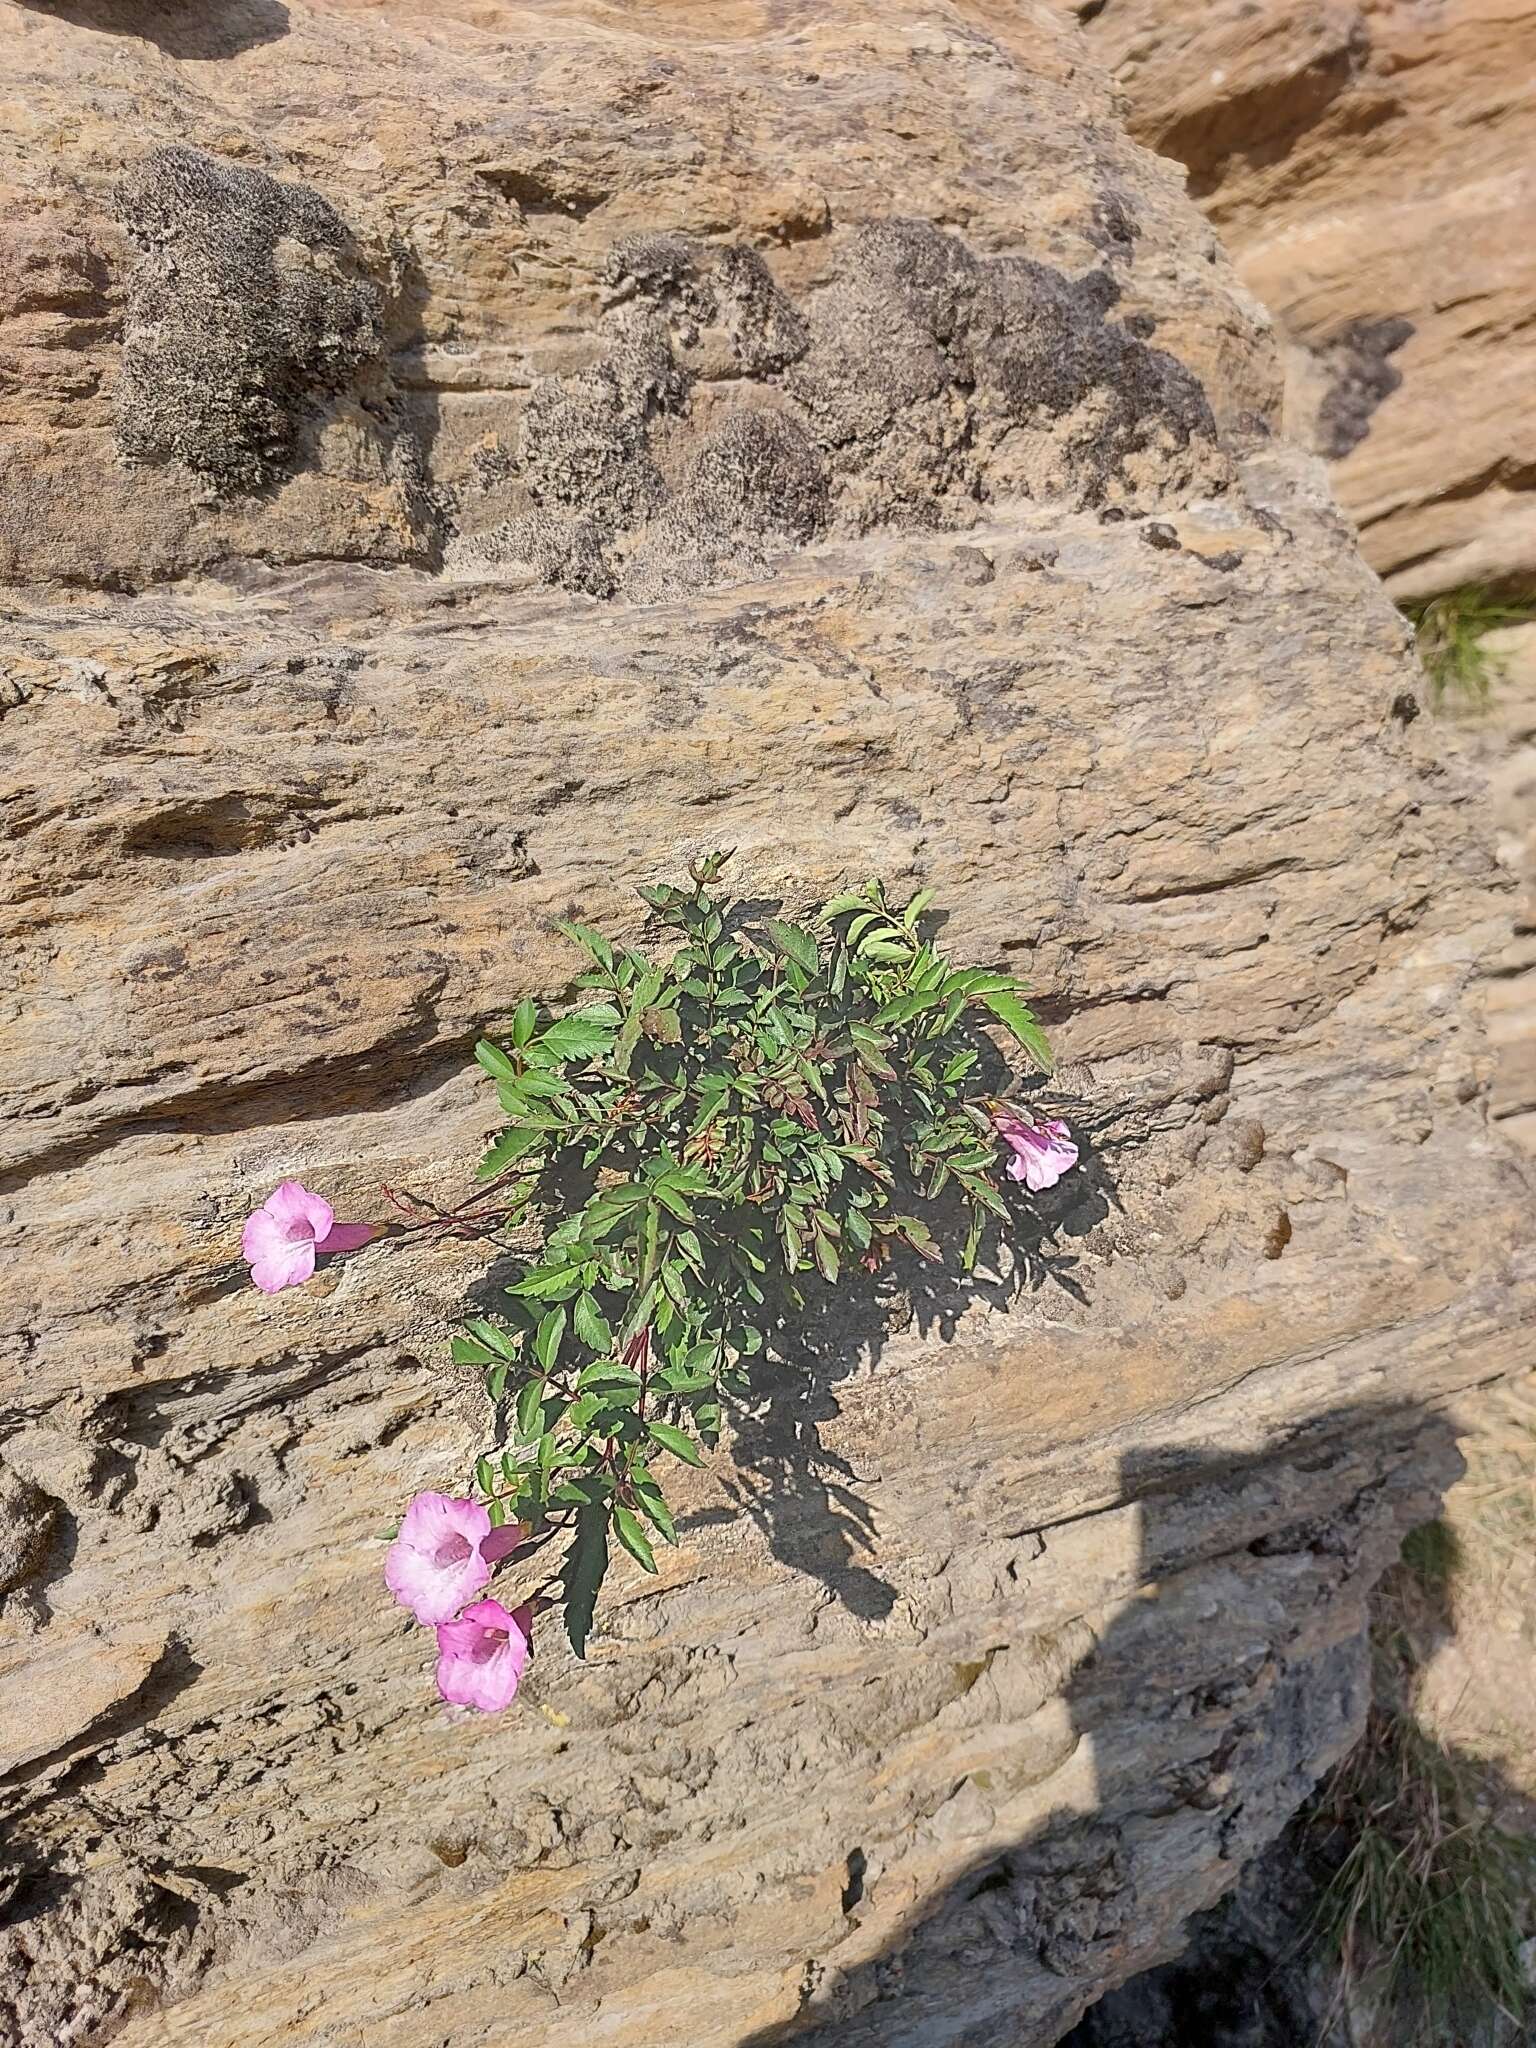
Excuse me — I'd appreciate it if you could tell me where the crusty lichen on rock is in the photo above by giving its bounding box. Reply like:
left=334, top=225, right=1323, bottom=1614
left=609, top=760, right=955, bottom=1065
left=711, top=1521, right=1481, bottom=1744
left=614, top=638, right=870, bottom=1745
left=112, top=146, right=386, bottom=497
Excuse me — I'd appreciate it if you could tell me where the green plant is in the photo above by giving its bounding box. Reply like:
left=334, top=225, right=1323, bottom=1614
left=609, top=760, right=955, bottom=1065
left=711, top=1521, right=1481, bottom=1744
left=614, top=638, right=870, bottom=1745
left=451, top=853, right=1066, bottom=1658
left=1403, top=588, right=1536, bottom=705
left=1313, top=1699, right=1536, bottom=2045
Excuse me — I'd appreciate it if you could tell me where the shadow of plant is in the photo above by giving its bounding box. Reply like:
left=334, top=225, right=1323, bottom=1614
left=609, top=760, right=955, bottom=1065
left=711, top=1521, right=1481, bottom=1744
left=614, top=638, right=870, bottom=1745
left=684, top=1100, right=1118, bottom=1622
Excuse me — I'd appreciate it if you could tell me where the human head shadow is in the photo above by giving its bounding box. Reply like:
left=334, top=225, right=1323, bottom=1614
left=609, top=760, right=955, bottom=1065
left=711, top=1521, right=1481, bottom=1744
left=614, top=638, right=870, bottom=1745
left=734, top=1397, right=1501, bottom=2047
left=17, top=0, right=291, bottom=56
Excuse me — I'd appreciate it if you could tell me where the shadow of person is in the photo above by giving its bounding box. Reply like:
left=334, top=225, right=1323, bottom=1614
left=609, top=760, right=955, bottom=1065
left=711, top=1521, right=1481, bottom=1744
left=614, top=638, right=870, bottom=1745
left=15, top=0, right=290, bottom=57
left=734, top=1397, right=1492, bottom=2048
left=683, top=1123, right=1119, bottom=1624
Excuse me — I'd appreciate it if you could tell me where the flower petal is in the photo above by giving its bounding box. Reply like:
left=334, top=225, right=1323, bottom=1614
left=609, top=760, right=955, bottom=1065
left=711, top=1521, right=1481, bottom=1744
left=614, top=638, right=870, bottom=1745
left=248, top=1237, right=318, bottom=1293
left=479, top=1521, right=524, bottom=1566
left=384, top=1492, right=493, bottom=1624
left=263, top=1180, right=335, bottom=1245
left=241, top=1208, right=288, bottom=1263
left=316, top=1221, right=377, bottom=1255
left=434, top=1597, right=530, bottom=1713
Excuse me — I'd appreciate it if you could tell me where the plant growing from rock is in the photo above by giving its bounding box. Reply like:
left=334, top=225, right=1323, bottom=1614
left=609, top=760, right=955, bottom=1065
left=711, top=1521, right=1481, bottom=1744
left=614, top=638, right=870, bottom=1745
left=242, top=854, right=1079, bottom=1710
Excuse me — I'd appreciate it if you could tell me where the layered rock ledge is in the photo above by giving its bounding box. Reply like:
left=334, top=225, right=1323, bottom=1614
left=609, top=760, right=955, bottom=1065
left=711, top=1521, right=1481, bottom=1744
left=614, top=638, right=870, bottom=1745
left=1, top=3, right=1533, bottom=2044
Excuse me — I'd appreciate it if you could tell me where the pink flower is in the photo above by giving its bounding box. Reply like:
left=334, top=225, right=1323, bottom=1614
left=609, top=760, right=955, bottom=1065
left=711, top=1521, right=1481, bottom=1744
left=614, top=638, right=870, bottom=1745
left=992, top=1110, right=1079, bottom=1193
left=435, top=1597, right=533, bottom=1714
left=385, top=1492, right=501, bottom=1624
left=241, top=1180, right=376, bottom=1293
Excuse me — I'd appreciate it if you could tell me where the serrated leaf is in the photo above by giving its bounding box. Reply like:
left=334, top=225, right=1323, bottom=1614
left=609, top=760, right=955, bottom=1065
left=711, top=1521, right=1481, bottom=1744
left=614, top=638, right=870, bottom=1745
left=462, top=1318, right=520, bottom=1359
left=534, top=1306, right=567, bottom=1372
left=553, top=919, right=615, bottom=970
left=647, top=1418, right=703, bottom=1466
left=613, top=1503, right=658, bottom=1573
left=478, top=1125, right=545, bottom=1180
left=451, top=1334, right=496, bottom=1367
left=903, top=887, right=936, bottom=929
left=561, top=1505, right=609, bottom=1660
left=475, top=1038, right=519, bottom=1083
left=516, top=1379, right=544, bottom=1441
left=534, top=1011, right=617, bottom=1065
left=504, top=1265, right=584, bottom=1301
left=611, top=963, right=666, bottom=1077
left=978, top=989, right=1054, bottom=1073
left=572, top=1292, right=613, bottom=1353
left=631, top=1466, right=677, bottom=1538
left=764, top=920, right=820, bottom=976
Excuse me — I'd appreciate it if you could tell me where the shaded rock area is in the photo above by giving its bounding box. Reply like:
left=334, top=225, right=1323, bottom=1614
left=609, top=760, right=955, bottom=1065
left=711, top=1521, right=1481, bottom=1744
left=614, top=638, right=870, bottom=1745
left=0, top=3, right=1533, bottom=2047
left=1072, top=0, right=1536, bottom=598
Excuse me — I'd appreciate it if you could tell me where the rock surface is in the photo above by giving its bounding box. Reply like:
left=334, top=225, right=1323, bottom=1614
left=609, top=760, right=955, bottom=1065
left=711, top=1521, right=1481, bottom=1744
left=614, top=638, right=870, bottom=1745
left=1074, top=0, right=1536, bottom=598
left=1, top=3, right=1533, bottom=2046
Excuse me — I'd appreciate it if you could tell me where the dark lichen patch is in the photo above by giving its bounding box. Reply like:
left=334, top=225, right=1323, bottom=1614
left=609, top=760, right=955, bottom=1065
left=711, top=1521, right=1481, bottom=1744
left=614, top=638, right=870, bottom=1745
left=519, top=362, right=665, bottom=526
left=1314, top=316, right=1414, bottom=460
left=462, top=215, right=1222, bottom=599
left=680, top=410, right=827, bottom=544
left=713, top=244, right=809, bottom=373
left=112, top=146, right=385, bottom=497
left=467, top=510, right=617, bottom=598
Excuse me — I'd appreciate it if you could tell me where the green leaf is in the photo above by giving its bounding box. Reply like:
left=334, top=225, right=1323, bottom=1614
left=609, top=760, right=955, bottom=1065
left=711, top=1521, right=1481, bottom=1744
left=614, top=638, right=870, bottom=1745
left=515, top=1379, right=544, bottom=1441
left=474, top=1455, right=496, bottom=1496
left=534, top=1307, right=567, bottom=1373
left=611, top=963, right=666, bottom=1077
left=632, top=1471, right=678, bottom=1543
left=474, top=1038, right=519, bottom=1083
left=486, top=1362, right=510, bottom=1401
left=813, top=1231, right=840, bottom=1284
left=903, top=887, right=936, bottom=928
left=764, top=920, right=821, bottom=976
left=462, top=1318, right=520, bottom=1359
left=819, top=886, right=877, bottom=920
left=561, top=1505, right=610, bottom=1660
left=978, top=989, right=1054, bottom=1074
left=652, top=1181, right=695, bottom=1223
left=511, top=1069, right=572, bottom=1100
left=573, top=1292, right=613, bottom=1353
left=511, top=996, right=539, bottom=1047
left=535, top=1011, right=618, bottom=1065
left=478, top=1125, right=545, bottom=1180
left=613, top=1503, right=658, bottom=1573
left=505, top=1264, right=584, bottom=1301
left=647, top=1418, right=703, bottom=1467
left=451, top=1334, right=496, bottom=1367
left=554, top=919, right=615, bottom=970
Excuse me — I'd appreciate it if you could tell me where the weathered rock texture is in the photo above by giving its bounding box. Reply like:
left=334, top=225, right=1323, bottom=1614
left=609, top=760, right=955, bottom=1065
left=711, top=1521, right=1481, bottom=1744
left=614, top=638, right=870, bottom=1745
left=1070, top=0, right=1536, bottom=599
left=1, top=4, right=1533, bottom=2047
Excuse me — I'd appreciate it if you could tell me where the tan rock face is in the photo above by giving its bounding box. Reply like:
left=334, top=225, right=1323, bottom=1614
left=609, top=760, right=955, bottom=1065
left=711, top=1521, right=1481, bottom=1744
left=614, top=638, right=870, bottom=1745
left=0, top=4, right=1532, bottom=2047
left=1074, top=0, right=1536, bottom=597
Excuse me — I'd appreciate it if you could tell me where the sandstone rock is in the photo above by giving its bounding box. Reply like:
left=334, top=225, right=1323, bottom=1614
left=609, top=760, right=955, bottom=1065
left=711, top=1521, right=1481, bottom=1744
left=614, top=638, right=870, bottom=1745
left=0, top=3, right=1532, bottom=2047
left=1073, top=0, right=1536, bottom=598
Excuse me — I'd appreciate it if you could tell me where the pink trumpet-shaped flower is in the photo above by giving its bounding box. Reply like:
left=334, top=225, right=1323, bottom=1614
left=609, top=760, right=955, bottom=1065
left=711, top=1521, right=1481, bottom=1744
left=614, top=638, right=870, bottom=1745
left=241, top=1180, right=376, bottom=1294
left=385, top=1492, right=512, bottom=1625
left=991, top=1109, right=1079, bottom=1193
left=435, top=1597, right=533, bottom=1714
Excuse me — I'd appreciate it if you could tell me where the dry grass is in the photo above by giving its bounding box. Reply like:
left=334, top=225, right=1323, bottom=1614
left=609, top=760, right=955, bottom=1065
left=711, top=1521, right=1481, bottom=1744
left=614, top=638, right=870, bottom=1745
left=1312, top=1688, right=1536, bottom=2045
left=1307, top=1392, right=1536, bottom=2047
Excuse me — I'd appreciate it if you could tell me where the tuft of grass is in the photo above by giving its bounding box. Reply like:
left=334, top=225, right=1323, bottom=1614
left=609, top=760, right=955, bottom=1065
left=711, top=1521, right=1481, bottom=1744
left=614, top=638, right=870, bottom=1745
left=1312, top=1702, right=1536, bottom=2046
left=1402, top=588, right=1536, bottom=705
left=1397, top=1516, right=1462, bottom=1591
